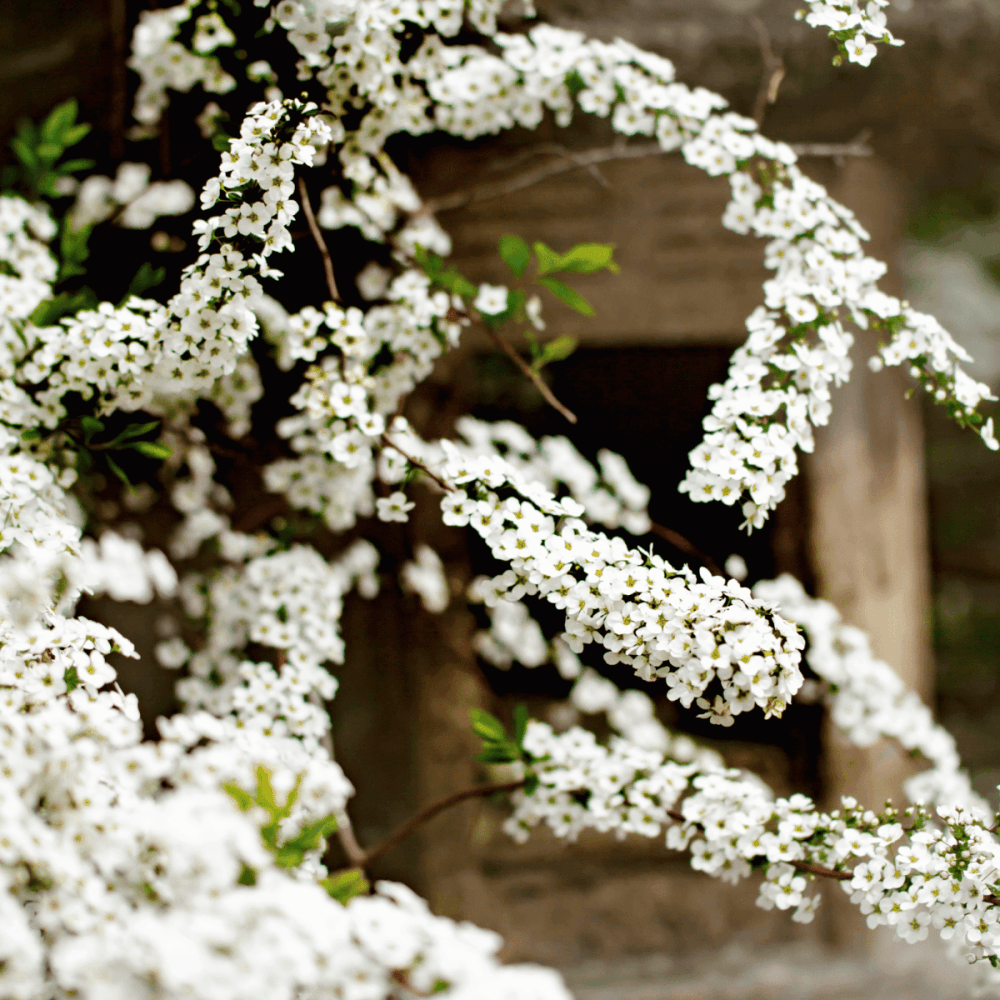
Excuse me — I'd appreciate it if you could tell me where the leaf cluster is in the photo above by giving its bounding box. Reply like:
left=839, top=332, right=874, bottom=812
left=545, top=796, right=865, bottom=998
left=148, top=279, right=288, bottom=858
left=3, top=99, right=93, bottom=200
left=225, top=765, right=346, bottom=876
left=469, top=705, right=529, bottom=765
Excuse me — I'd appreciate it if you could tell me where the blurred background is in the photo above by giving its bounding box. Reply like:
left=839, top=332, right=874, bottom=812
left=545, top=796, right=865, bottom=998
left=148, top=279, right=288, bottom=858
left=4, top=0, right=1000, bottom=995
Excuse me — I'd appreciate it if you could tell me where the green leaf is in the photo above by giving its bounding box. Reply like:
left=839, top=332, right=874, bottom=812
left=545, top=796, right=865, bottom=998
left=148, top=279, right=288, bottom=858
left=532, top=335, right=577, bottom=373
left=20, top=427, right=42, bottom=441
left=556, top=242, right=619, bottom=274
left=523, top=771, right=539, bottom=795
left=122, top=262, right=166, bottom=304
left=255, top=765, right=278, bottom=813
left=469, top=708, right=507, bottom=742
left=61, top=123, right=91, bottom=147
left=513, top=704, right=529, bottom=748
left=536, top=277, right=595, bottom=316
left=238, top=863, right=257, bottom=885
left=212, top=133, right=233, bottom=152
left=126, top=441, right=172, bottom=460
left=28, top=287, right=97, bottom=327
left=475, top=745, right=521, bottom=764
left=110, top=420, right=160, bottom=444
left=498, top=234, right=531, bottom=277
left=413, top=244, right=443, bottom=278
left=10, top=138, right=37, bottom=169
left=224, top=783, right=254, bottom=811
left=533, top=241, right=562, bottom=276
left=104, top=454, right=131, bottom=488
left=36, top=143, right=63, bottom=163
left=80, top=416, right=105, bottom=443
left=435, top=265, right=477, bottom=300
left=53, top=157, right=95, bottom=175
left=63, top=666, right=79, bottom=693
left=41, top=99, right=78, bottom=143
left=321, top=868, right=370, bottom=905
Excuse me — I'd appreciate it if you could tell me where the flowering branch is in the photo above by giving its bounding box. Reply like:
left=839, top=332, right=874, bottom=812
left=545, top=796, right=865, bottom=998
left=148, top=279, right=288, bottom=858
left=648, top=522, right=723, bottom=577
left=380, top=433, right=454, bottom=492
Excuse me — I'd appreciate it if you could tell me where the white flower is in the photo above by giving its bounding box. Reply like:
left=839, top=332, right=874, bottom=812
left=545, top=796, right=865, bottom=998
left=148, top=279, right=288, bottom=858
left=376, top=491, right=415, bottom=522
left=474, top=283, right=509, bottom=316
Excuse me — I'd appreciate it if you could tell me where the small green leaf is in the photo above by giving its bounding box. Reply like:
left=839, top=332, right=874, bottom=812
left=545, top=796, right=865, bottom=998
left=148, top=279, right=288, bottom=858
left=413, top=244, right=443, bottom=278
left=110, top=420, right=160, bottom=444
left=36, top=143, right=63, bottom=163
left=212, top=133, right=233, bottom=152
left=63, top=666, right=79, bottom=693
left=54, top=157, right=95, bottom=175
left=536, top=277, right=595, bottom=317
left=321, top=868, right=370, bottom=905
left=104, top=454, right=131, bottom=488
left=238, top=863, right=257, bottom=885
left=122, top=262, right=166, bottom=304
left=80, top=416, right=105, bottom=443
left=532, top=335, right=577, bottom=372
left=61, top=123, right=91, bottom=147
left=523, top=771, right=539, bottom=795
left=10, top=138, right=37, bottom=169
left=20, top=427, right=42, bottom=441
left=126, top=441, right=172, bottom=460
left=224, top=783, right=254, bottom=811
left=475, top=745, right=521, bottom=764
left=498, top=234, right=531, bottom=277
left=556, top=242, right=619, bottom=274
left=533, top=241, right=562, bottom=276
left=469, top=708, right=507, bottom=742
left=41, top=99, right=78, bottom=143
left=513, top=704, right=529, bottom=748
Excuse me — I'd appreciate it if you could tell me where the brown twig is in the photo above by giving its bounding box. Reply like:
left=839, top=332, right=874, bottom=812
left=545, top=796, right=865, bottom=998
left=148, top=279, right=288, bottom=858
left=419, top=142, right=670, bottom=215
left=380, top=433, right=455, bottom=492
left=649, top=522, right=724, bottom=578
left=750, top=15, right=786, bottom=125
left=421, top=137, right=870, bottom=218
left=792, top=130, right=874, bottom=162
left=298, top=176, right=341, bottom=303
left=482, top=325, right=578, bottom=424
left=363, top=780, right=526, bottom=866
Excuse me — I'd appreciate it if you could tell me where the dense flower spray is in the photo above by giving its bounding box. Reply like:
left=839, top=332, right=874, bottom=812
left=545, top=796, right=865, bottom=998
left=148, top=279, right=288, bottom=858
left=1, top=0, right=999, bottom=997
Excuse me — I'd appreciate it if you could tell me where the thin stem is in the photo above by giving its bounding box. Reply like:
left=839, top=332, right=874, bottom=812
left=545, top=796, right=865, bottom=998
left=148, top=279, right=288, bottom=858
left=750, top=15, right=785, bottom=125
left=482, top=325, right=578, bottom=424
left=419, top=142, right=669, bottom=215
left=419, top=138, right=870, bottom=217
left=363, top=780, right=526, bottom=866
left=649, top=522, right=723, bottom=578
left=297, top=176, right=341, bottom=303
left=380, top=432, right=455, bottom=492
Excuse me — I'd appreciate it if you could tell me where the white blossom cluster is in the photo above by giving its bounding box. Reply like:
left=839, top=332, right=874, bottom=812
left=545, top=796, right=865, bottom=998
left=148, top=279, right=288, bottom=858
left=0, top=0, right=991, bottom=992
left=0, top=687, right=564, bottom=1000
left=456, top=417, right=651, bottom=535
left=680, top=164, right=997, bottom=528
left=0, top=195, right=57, bottom=355
left=755, top=574, right=985, bottom=812
left=68, top=161, right=195, bottom=231
left=802, top=1, right=903, bottom=67
left=170, top=538, right=379, bottom=746
left=0, top=99, right=330, bottom=461
left=126, top=1, right=997, bottom=536
left=128, top=2, right=237, bottom=126
left=507, top=719, right=1000, bottom=959
left=438, top=448, right=806, bottom=724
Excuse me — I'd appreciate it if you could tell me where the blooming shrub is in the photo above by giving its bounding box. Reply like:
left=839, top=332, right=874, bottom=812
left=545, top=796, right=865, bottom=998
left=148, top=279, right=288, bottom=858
left=2, top=1, right=1000, bottom=997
